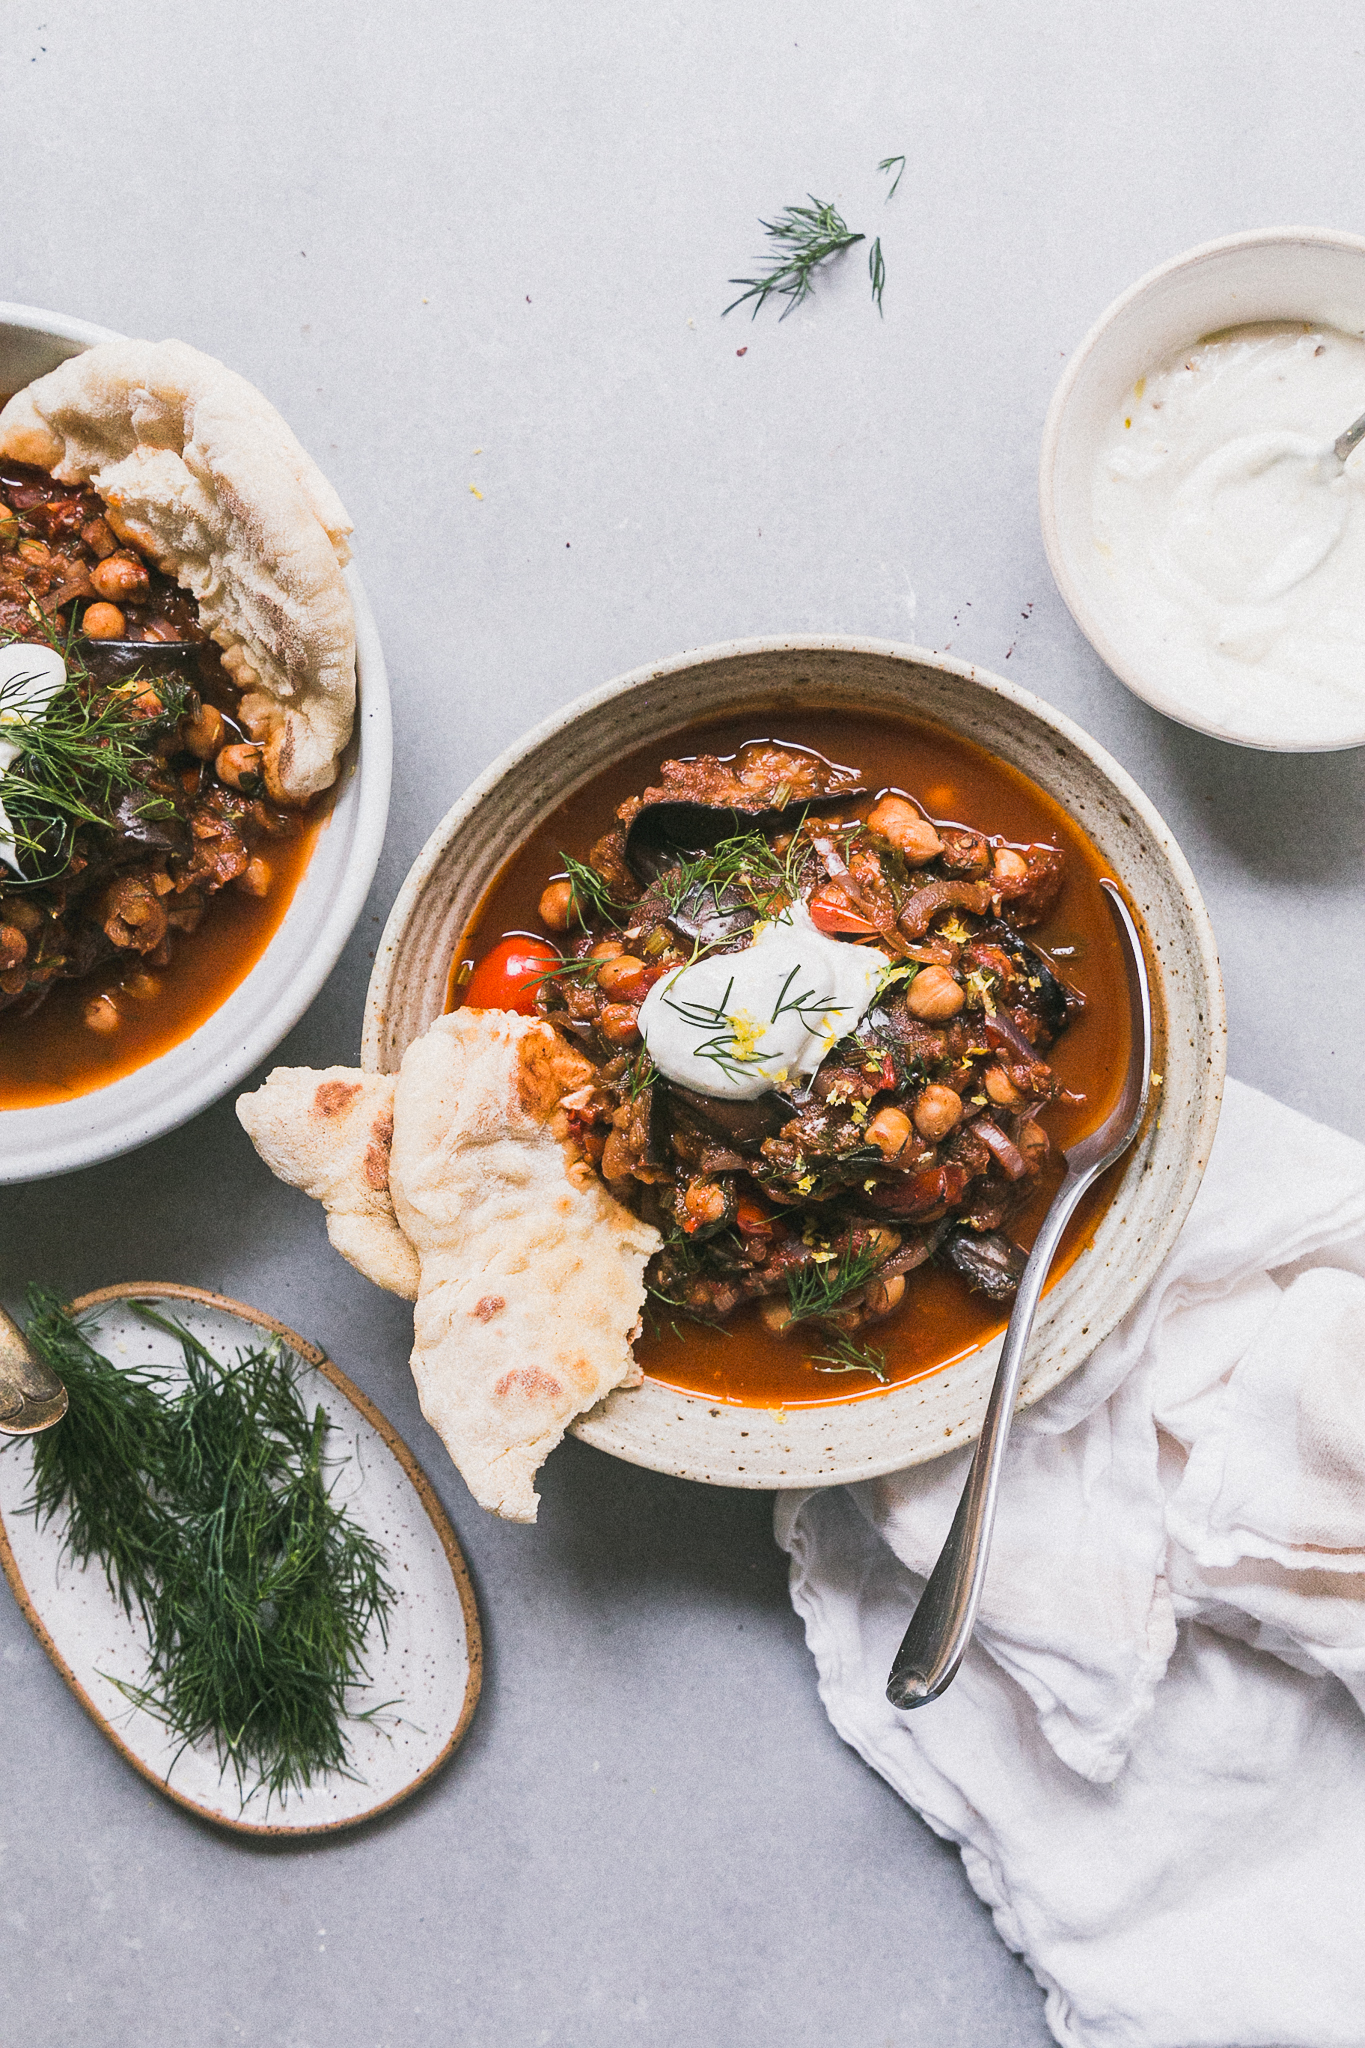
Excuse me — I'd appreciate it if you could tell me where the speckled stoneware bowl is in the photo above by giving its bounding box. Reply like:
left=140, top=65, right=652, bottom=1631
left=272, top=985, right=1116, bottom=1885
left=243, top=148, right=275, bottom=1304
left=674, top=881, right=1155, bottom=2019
left=0, top=303, right=392, bottom=1183
left=363, top=638, right=1225, bottom=1490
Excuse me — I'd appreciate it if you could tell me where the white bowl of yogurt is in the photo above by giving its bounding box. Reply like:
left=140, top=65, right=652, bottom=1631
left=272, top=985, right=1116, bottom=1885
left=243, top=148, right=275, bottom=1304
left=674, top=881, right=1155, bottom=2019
left=1040, top=227, right=1365, bottom=751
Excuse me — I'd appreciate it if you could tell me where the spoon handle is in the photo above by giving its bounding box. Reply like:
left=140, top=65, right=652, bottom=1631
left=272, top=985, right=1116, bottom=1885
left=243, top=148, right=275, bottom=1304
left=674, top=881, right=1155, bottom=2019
left=1333, top=407, right=1365, bottom=465
left=884, top=1162, right=1095, bottom=1709
left=0, top=1306, right=68, bottom=1437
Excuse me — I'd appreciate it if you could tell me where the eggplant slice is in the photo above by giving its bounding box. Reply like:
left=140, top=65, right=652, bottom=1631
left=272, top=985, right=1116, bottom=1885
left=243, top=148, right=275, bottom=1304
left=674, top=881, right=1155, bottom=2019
left=938, top=1226, right=1028, bottom=1301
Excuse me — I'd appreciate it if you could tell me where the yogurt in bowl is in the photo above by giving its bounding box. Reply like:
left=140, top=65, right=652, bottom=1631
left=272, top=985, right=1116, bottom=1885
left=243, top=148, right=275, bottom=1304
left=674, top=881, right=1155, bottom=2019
left=1040, top=226, right=1365, bottom=750
left=1096, top=324, right=1365, bottom=747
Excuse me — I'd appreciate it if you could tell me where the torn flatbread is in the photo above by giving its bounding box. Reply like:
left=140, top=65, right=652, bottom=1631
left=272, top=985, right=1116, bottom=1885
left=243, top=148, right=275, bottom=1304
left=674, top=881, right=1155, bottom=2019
left=388, top=1009, right=661, bottom=1522
left=0, top=338, right=354, bottom=802
left=237, top=1065, right=419, bottom=1301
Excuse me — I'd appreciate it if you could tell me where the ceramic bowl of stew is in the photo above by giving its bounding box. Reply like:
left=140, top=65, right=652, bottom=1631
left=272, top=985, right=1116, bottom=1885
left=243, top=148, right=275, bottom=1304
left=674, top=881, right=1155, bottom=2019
left=363, top=638, right=1224, bottom=1489
left=0, top=304, right=392, bottom=1184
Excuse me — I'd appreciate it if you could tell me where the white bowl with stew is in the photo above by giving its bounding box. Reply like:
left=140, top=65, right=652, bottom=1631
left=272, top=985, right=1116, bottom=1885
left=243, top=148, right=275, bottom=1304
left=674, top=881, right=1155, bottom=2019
left=362, top=638, right=1224, bottom=1490
left=0, top=304, right=392, bottom=1183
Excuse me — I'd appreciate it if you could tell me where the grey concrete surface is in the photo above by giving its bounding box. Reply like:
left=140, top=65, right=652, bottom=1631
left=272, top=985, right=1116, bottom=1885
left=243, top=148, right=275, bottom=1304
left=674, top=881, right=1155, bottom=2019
left=1, top=3, right=1362, bottom=2043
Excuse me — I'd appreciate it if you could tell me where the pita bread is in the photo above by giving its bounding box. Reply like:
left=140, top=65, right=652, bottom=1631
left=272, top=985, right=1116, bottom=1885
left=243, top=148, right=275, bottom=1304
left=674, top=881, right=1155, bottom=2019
left=236, top=1066, right=419, bottom=1301
left=388, top=1010, right=660, bottom=1522
left=0, top=338, right=355, bottom=802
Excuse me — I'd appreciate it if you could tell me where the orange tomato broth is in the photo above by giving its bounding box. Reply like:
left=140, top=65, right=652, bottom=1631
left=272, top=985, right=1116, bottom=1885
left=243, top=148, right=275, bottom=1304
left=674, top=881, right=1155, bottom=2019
left=0, top=812, right=325, bottom=1108
left=450, top=708, right=1134, bottom=1409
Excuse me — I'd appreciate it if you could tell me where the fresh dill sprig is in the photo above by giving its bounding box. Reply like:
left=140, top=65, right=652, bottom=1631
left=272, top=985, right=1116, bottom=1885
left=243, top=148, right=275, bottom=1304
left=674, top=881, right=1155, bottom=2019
left=807, top=1330, right=891, bottom=1382
left=785, top=1239, right=883, bottom=1325
left=657, top=825, right=806, bottom=922
left=869, top=237, right=885, bottom=315
left=19, top=1292, right=396, bottom=1806
left=0, top=625, right=190, bottom=882
left=558, top=852, right=629, bottom=930
left=879, top=154, right=906, bottom=198
left=725, top=197, right=865, bottom=320
left=624, top=1047, right=659, bottom=1101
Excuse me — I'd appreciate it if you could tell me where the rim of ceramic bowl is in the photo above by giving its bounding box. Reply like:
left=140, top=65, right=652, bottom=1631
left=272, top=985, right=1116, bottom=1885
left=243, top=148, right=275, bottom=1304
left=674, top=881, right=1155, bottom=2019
left=1039, top=225, right=1365, bottom=753
left=362, top=635, right=1226, bottom=1490
left=0, top=304, right=392, bottom=1182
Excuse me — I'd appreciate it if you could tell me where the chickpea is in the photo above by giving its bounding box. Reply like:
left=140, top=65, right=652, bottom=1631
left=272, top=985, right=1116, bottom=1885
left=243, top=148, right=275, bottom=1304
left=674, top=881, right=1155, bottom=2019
left=760, top=1296, right=794, bottom=1334
left=907, top=964, right=965, bottom=1021
left=83, top=993, right=120, bottom=1034
left=683, top=1180, right=728, bottom=1228
left=866, top=1105, right=913, bottom=1156
left=866, top=795, right=944, bottom=866
left=83, top=601, right=126, bottom=639
left=0, top=924, right=27, bottom=971
left=1017, top=1120, right=1049, bottom=1171
left=91, top=553, right=151, bottom=602
left=589, top=938, right=624, bottom=962
left=122, top=972, right=161, bottom=1001
left=597, top=953, right=647, bottom=999
left=985, top=1064, right=1025, bottom=1109
left=17, top=537, right=50, bottom=566
left=912, top=1084, right=963, bottom=1142
left=182, top=701, right=225, bottom=760
left=539, top=879, right=574, bottom=931
left=141, top=619, right=183, bottom=643
left=993, top=847, right=1029, bottom=882
left=598, top=1002, right=641, bottom=1045
left=215, top=742, right=265, bottom=792
left=237, top=857, right=271, bottom=898
left=865, top=1271, right=907, bottom=1320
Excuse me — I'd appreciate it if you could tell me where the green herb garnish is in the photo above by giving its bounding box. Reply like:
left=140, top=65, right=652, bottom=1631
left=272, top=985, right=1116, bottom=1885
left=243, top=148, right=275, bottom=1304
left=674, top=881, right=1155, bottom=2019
left=869, top=236, right=886, bottom=315
left=20, top=1291, right=395, bottom=1807
left=0, top=623, right=191, bottom=883
left=807, top=1330, right=891, bottom=1382
left=558, top=852, right=630, bottom=929
left=878, top=154, right=906, bottom=198
left=725, top=196, right=866, bottom=320
left=784, top=1239, right=884, bottom=1326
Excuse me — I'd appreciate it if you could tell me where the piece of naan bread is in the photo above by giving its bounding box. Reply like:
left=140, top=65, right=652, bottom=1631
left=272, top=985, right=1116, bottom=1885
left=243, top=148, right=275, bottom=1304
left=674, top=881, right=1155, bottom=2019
left=390, top=1010, right=661, bottom=1522
left=236, top=1011, right=662, bottom=1523
left=236, top=1066, right=420, bottom=1301
left=0, top=338, right=354, bottom=802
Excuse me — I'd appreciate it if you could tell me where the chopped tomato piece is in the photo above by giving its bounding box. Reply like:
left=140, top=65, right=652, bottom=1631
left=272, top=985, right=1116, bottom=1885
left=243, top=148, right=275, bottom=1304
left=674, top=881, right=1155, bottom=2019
left=807, top=880, right=878, bottom=936
left=462, top=935, right=560, bottom=1014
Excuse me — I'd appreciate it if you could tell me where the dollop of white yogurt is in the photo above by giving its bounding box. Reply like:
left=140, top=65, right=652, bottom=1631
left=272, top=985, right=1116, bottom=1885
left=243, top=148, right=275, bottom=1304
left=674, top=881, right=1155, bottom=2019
left=638, top=901, right=890, bottom=1100
left=0, top=642, right=68, bottom=875
left=1093, top=324, right=1365, bottom=746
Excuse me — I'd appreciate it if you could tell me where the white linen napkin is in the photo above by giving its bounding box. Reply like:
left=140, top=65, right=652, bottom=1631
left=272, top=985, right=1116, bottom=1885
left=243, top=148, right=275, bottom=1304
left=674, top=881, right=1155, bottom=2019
left=776, top=1078, right=1365, bottom=2048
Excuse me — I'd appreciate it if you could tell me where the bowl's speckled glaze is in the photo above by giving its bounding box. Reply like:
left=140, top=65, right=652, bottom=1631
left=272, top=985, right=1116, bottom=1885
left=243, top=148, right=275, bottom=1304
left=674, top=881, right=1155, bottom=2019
left=363, top=639, right=1225, bottom=1490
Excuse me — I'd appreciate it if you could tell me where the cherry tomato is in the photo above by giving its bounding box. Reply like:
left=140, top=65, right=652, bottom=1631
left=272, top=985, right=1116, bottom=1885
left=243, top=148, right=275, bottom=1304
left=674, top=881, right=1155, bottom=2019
left=807, top=880, right=879, bottom=936
left=462, top=935, right=560, bottom=1014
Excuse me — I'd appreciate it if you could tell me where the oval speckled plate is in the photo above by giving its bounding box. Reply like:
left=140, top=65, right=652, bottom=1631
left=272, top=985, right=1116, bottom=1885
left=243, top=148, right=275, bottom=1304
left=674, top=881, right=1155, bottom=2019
left=363, top=638, right=1226, bottom=1492
left=0, top=1285, right=481, bottom=1837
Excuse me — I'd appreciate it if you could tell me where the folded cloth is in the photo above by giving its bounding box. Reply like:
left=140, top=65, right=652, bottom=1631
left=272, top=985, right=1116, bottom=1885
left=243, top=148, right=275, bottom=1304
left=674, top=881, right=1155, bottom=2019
left=776, top=1079, right=1365, bottom=2048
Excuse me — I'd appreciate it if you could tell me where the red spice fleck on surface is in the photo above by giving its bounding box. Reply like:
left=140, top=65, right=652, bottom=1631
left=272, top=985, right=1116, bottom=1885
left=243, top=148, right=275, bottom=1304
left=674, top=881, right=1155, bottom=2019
left=736, top=347, right=748, bottom=356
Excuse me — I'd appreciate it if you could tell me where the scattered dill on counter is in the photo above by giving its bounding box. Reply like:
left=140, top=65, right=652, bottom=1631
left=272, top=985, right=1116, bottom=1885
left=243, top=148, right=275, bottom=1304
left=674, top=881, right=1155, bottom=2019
left=869, top=237, right=886, bottom=315
left=725, top=196, right=866, bottom=319
left=20, top=1290, right=396, bottom=1805
left=878, top=154, right=906, bottom=198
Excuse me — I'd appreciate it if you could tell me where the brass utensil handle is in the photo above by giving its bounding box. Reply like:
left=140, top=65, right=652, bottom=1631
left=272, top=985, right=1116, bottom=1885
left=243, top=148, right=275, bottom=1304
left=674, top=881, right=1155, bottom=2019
left=0, top=1306, right=68, bottom=1436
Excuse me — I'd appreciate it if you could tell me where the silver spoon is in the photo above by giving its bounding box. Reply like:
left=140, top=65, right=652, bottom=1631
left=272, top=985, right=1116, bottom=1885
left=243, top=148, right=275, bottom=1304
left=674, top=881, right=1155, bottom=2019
left=0, top=1305, right=68, bottom=1437
left=1333, top=407, right=1365, bottom=467
left=886, top=879, right=1152, bottom=1710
